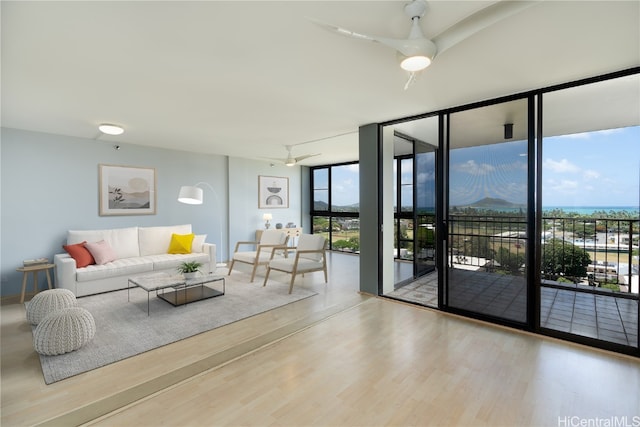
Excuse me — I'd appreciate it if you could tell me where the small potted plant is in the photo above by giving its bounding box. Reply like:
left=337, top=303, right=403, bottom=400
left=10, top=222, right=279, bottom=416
left=177, top=261, right=202, bottom=279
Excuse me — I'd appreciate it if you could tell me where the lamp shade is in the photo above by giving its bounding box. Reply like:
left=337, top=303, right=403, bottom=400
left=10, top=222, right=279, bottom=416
left=177, top=186, right=204, bottom=204
left=263, top=213, right=273, bottom=221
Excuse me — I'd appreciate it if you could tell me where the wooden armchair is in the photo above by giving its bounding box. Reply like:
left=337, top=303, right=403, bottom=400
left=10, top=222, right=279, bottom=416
left=262, top=234, right=327, bottom=293
left=227, top=229, right=288, bottom=282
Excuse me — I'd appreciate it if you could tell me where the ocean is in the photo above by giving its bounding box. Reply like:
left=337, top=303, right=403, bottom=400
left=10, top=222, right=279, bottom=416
left=543, top=206, right=639, bottom=216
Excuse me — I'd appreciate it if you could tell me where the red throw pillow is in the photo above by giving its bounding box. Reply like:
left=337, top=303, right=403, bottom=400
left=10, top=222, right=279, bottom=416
left=63, top=241, right=95, bottom=268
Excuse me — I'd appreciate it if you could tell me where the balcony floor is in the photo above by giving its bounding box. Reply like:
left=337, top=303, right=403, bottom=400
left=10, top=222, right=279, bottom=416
left=387, top=268, right=638, bottom=348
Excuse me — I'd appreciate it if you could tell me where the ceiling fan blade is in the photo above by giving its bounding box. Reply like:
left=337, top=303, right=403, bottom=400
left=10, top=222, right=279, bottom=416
left=308, top=18, right=378, bottom=42
left=433, top=0, right=539, bottom=56
left=262, top=156, right=287, bottom=163
left=310, top=17, right=436, bottom=65
left=309, top=18, right=413, bottom=54
left=295, top=153, right=321, bottom=162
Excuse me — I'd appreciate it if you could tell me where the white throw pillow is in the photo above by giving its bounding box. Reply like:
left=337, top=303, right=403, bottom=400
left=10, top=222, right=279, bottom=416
left=192, top=234, right=207, bottom=253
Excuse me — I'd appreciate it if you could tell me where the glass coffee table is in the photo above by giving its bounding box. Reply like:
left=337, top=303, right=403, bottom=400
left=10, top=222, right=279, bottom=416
left=128, top=272, right=225, bottom=315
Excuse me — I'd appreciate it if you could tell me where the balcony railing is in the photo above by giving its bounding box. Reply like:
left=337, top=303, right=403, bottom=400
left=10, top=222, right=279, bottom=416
left=449, top=214, right=639, bottom=295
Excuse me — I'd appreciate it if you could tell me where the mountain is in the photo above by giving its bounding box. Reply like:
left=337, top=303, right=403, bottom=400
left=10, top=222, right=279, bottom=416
left=463, top=197, right=525, bottom=209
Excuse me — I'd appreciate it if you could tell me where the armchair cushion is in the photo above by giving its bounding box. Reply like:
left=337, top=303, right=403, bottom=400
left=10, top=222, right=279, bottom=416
left=259, top=229, right=288, bottom=245
left=268, top=257, right=322, bottom=273
left=227, top=229, right=288, bottom=282
left=262, top=234, right=328, bottom=293
left=296, top=234, right=326, bottom=262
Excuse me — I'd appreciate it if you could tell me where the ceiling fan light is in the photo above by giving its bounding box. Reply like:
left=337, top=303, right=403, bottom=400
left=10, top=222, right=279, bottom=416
left=98, top=123, right=124, bottom=135
left=400, top=55, right=431, bottom=72
left=285, top=158, right=296, bottom=167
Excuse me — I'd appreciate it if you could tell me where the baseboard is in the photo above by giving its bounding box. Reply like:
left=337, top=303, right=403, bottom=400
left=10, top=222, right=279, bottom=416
left=1, top=293, right=25, bottom=306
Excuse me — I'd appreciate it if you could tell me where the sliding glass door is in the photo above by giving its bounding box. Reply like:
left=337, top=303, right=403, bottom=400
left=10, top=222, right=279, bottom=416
left=415, top=141, right=436, bottom=278
left=445, top=99, right=530, bottom=324
left=540, top=74, right=639, bottom=350
left=367, top=69, right=639, bottom=356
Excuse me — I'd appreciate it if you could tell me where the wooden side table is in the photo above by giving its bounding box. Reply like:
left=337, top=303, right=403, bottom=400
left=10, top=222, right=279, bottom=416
left=16, top=263, right=55, bottom=303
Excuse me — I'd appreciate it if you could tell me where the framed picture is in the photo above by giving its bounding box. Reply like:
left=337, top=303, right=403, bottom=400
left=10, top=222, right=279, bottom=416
left=258, top=175, right=289, bottom=208
left=99, top=164, right=156, bottom=216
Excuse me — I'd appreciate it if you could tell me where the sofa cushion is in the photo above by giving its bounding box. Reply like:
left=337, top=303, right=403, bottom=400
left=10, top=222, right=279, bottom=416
left=68, top=227, right=140, bottom=259
left=76, top=257, right=154, bottom=282
left=148, top=253, right=210, bottom=271
left=139, top=224, right=192, bottom=256
left=62, top=242, right=95, bottom=268
left=85, top=240, right=118, bottom=265
left=167, top=233, right=195, bottom=254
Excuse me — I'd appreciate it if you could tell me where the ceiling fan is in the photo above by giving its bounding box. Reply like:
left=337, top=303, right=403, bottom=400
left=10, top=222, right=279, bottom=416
left=270, top=145, right=321, bottom=167
left=311, top=0, right=538, bottom=89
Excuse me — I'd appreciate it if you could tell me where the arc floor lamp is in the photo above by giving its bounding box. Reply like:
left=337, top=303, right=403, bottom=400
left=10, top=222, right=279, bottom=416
left=177, top=182, right=226, bottom=268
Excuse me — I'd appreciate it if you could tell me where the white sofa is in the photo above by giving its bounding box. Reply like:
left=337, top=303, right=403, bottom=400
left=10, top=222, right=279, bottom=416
left=54, top=224, right=216, bottom=297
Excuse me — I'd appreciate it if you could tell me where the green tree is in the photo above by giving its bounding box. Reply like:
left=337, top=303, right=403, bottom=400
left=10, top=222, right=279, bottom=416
left=494, top=247, right=525, bottom=275
left=313, top=217, right=330, bottom=233
left=467, top=236, right=493, bottom=259
left=542, top=239, right=591, bottom=282
left=332, top=237, right=359, bottom=252
left=332, top=240, right=351, bottom=250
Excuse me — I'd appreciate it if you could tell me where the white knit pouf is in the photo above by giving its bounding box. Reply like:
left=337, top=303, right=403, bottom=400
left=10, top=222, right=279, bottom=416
left=26, top=288, right=77, bottom=325
left=34, top=307, right=96, bottom=356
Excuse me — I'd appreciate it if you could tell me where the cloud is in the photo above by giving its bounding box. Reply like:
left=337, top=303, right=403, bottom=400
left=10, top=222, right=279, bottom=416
left=500, top=161, right=527, bottom=172
left=417, top=171, right=435, bottom=183
left=544, top=158, right=580, bottom=173
left=557, top=128, right=624, bottom=139
left=583, top=170, right=600, bottom=180
left=548, top=179, right=579, bottom=193
left=453, top=160, right=496, bottom=175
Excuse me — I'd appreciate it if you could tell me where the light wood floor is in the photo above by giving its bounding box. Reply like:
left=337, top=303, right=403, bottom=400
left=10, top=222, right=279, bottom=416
left=2, top=253, right=639, bottom=426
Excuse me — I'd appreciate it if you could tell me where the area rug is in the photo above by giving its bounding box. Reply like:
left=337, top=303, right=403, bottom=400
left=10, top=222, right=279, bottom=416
left=31, top=278, right=316, bottom=384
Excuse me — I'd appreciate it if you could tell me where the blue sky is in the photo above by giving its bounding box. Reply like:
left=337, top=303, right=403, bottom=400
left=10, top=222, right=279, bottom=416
left=449, top=140, right=527, bottom=207
left=326, top=126, right=639, bottom=209
left=541, top=126, right=639, bottom=207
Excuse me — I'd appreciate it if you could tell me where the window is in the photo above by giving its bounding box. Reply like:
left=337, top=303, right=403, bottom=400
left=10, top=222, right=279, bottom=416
left=311, top=163, right=359, bottom=252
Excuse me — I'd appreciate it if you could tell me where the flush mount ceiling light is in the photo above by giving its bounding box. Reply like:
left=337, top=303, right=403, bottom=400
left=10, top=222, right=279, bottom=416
left=98, top=124, right=124, bottom=135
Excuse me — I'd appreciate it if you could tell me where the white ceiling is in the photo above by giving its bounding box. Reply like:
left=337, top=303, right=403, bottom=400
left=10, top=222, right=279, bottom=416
left=2, top=1, right=639, bottom=166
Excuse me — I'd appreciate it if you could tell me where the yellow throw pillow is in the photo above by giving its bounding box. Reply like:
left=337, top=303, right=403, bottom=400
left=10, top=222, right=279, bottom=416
left=167, top=233, right=195, bottom=254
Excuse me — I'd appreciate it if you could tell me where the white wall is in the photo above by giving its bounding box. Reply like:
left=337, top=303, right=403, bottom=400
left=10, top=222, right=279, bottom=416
left=0, top=128, right=303, bottom=299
